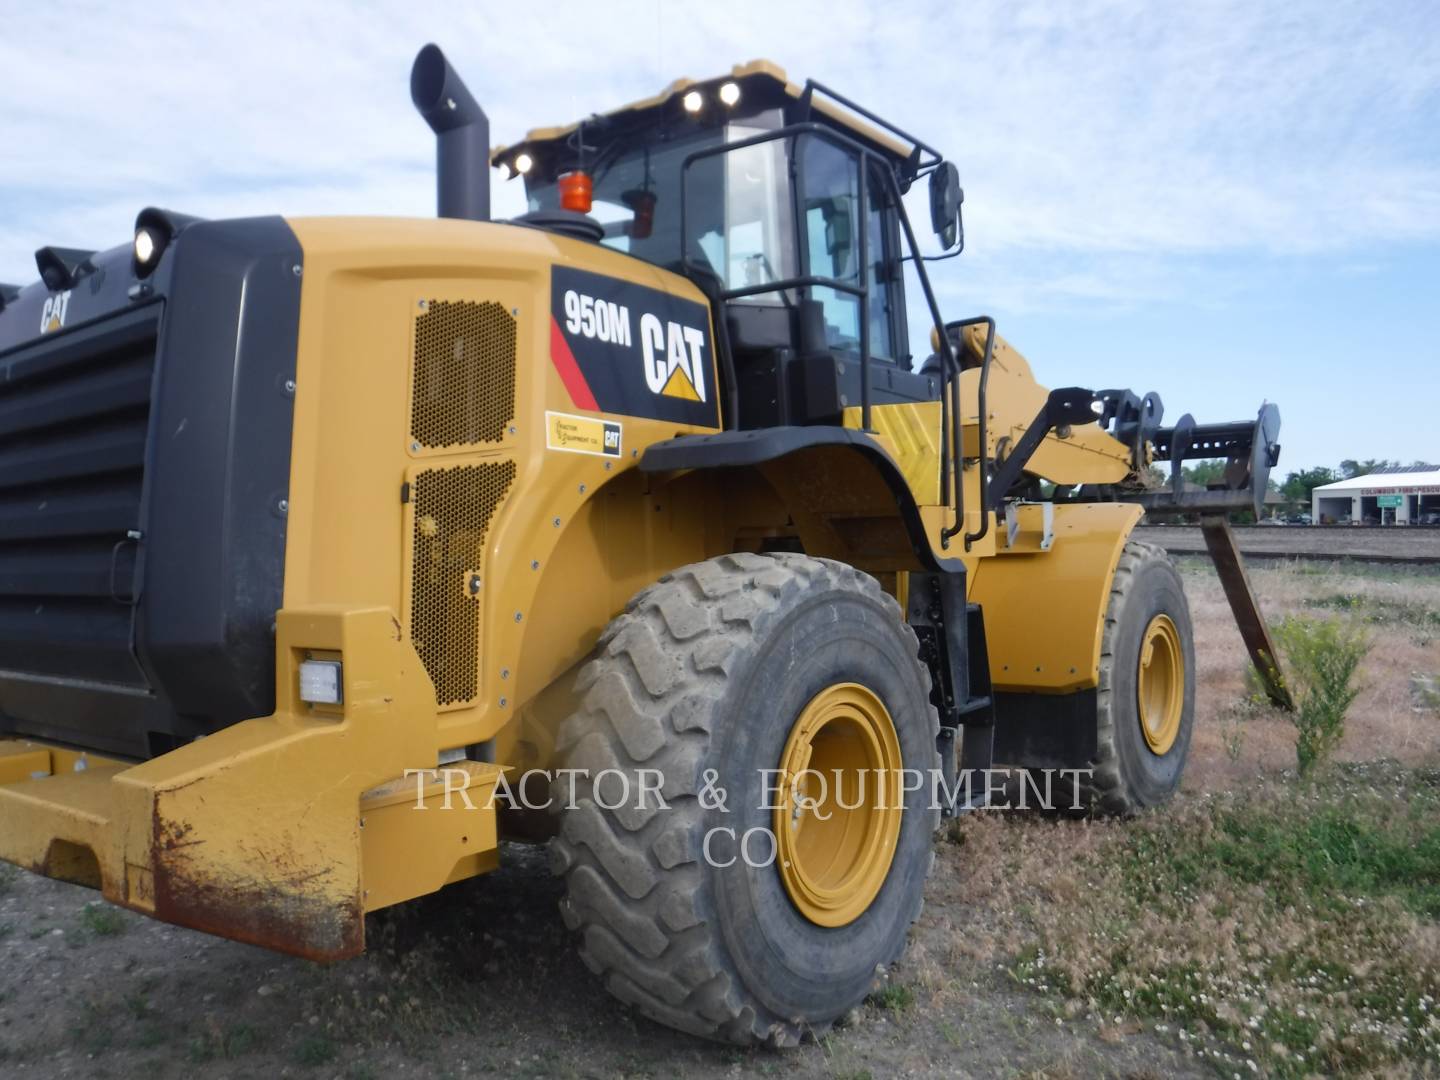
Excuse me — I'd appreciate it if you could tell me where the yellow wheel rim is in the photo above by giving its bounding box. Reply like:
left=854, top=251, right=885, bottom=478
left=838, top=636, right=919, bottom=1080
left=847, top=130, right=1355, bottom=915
left=1137, top=614, right=1183, bottom=755
left=774, top=683, right=903, bottom=928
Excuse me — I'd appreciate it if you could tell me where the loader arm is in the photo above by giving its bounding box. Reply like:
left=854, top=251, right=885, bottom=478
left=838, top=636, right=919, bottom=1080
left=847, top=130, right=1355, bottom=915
left=952, top=322, right=1289, bottom=710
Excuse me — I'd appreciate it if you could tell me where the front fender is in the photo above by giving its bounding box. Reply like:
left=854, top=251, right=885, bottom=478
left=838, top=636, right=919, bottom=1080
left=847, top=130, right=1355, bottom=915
left=969, top=502, right=1144, bottom=693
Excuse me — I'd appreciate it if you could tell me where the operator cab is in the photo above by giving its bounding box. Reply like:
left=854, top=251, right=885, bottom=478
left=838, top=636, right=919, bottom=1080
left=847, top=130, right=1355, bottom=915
left=494, top=63, right=964, bottom=428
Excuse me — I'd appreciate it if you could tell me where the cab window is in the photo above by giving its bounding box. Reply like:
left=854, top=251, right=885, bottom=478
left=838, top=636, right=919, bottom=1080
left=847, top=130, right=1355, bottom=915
left=799, top=139, right=898, bottom=360
left=863, top=168, right=898, bottom=361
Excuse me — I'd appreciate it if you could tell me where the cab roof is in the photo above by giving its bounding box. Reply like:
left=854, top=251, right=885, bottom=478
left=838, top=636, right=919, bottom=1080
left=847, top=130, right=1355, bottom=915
left=491, top=60, right=923, bottom=174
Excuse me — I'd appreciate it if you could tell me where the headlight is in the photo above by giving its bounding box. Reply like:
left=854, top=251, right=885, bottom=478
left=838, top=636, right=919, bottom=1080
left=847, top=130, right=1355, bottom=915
left=682, top=90, right=703, bottom=113
left=513, top=152, right=533, bottom=175
left=718, top=82, right=741, bottom=107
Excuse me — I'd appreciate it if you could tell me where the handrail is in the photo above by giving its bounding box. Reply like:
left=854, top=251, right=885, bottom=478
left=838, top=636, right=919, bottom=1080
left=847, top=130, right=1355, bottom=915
left=797, top=80, right=944, bottom=174
left=941, top=317, right=995, bottom=550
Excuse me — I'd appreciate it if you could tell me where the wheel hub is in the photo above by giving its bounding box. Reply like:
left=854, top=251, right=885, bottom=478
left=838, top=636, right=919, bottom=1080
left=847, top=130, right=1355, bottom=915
left=1137, top=613, right=1183, bottom=755
left=774, top=683, right=903, bottom=928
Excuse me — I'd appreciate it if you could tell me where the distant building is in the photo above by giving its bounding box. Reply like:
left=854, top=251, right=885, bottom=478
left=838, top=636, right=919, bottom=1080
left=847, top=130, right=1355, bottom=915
left=1311, top=464, right=1440, bottom=525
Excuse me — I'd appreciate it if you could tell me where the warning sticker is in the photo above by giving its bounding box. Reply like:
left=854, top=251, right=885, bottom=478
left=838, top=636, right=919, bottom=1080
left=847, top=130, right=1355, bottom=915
left=545, top=410, right=622, bottom=457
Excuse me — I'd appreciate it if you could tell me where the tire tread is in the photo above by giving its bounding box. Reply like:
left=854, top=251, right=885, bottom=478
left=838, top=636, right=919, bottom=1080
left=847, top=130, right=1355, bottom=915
left=550, top=553, right=938, bottom=1045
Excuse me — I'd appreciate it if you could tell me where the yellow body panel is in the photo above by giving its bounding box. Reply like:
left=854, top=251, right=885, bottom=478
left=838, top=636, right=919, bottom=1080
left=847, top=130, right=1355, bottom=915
left=0, top=741, right=129, bottom=786
left=360, top=762, right=503, bottom=911
left=859, top=401, right=943, bottom=504
left=282, top=217, right=723, bottom=753
left=0, top=606, right=467, bottom=958
left=968, top=502, right=1143, bottom=692
left=955, top=326, right=1135, bottom=486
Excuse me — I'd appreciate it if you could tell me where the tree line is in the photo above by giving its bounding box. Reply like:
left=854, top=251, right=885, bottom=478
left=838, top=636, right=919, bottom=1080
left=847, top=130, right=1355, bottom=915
left=1178, top=458, right=1436, bottom=506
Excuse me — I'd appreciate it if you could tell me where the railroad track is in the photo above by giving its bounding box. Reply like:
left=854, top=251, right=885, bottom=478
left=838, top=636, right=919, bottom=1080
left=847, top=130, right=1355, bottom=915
left=1137, top=524, right=1440, bottom=564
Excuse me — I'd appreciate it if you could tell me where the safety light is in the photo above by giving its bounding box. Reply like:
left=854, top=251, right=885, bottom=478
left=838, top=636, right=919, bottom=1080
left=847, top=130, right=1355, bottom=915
left=718, top=81, right=741, bottom=107
left=298, top=659, right=343, bottom=705
left=558, top=171, right=593, bottom=214
left=682, top=89, right=704, bottom=113
left=513, top=152, right=533, bottom=175
left=133, top=226, right=163, bottom=276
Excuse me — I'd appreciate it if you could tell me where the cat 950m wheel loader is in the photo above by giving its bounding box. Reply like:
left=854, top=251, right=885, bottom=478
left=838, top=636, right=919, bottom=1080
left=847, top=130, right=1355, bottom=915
left=0, top=45, right=1285, bottom=1046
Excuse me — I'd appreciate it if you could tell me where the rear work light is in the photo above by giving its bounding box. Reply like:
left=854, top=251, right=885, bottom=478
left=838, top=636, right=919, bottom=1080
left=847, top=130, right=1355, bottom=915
left=298, top=659, right=343, bottom=705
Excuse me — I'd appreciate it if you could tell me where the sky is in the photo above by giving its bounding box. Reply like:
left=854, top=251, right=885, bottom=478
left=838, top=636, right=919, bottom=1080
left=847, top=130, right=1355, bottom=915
left=1, top=0, right=1436, bottom=473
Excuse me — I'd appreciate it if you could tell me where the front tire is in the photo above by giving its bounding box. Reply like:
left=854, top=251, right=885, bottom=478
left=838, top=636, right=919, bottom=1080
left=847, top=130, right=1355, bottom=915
left=550, top=553, right=940, bottom=1046
left=1086, top=540, right=1196, bottom=814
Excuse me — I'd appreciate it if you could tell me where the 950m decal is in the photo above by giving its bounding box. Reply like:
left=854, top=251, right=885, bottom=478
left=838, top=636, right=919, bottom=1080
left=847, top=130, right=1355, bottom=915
left=546, top=411, right=622, bottom=457
left=549, top=265, right=719, bottom=428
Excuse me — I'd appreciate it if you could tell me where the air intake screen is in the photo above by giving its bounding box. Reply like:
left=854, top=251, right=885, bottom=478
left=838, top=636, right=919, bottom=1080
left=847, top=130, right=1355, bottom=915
left=410, top=461, right=517, bottom=706
left=412, top=300, right=516, bottom=448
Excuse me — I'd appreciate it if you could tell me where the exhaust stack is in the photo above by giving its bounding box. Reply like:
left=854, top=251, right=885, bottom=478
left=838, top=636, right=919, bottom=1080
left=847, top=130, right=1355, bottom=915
left=410, top=44, right=490, bottom=222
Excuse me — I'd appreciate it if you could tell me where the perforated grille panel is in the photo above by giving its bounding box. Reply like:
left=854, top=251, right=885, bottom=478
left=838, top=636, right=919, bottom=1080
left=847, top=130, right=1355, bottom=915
left=409, top=461, right=517, bottom=706
left=412, top=300, right=516, bottom=448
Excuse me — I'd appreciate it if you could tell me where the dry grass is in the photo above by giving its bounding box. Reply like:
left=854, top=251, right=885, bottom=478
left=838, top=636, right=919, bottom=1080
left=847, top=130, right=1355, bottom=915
left=947, top=766, right=1440, bottom=1077
left=936, top=558, right=1440, bottom=1078
left=1182, top=558, right=1440, bottom=791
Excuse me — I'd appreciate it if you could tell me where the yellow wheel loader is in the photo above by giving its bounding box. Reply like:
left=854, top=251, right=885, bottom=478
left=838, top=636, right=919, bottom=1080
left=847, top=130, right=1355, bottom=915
left=0, top=45, right=1287, bottom=1046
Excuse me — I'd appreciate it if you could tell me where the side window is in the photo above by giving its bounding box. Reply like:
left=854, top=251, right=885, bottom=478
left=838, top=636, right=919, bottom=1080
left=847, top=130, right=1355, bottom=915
left=799, top=139, right=899, bottom=361
left=719, top=139, right=795, bottom=291
left=684, top=133, right=796, bottom=298
left=800, top=138, right=862, bottom=349
left=865, top=166, right=897, bottom=362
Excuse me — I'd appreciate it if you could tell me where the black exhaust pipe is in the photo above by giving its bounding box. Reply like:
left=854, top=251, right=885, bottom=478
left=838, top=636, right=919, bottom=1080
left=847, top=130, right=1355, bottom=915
left=410, top=44, right=490, bottom=222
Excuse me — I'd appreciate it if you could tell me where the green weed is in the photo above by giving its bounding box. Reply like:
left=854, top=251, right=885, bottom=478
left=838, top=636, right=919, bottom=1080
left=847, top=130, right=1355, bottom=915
left=294, top=1034, right=337, bottom=1067
left=868, top=983, right=914, bottom=1012
left=188, top=1019, right=261, bottom=1062
left=80, top=901, right=127, bottom=936
left=1274, top=614, right=1370, bottom=774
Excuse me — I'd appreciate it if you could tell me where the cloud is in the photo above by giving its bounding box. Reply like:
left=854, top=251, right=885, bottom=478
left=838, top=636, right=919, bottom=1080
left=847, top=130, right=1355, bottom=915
left=1, top=0, right=1437, bottom=312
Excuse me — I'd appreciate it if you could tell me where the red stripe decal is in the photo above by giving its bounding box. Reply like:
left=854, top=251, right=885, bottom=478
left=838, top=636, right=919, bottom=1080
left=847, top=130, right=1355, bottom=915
left=549, top=315, right=599, bottom=411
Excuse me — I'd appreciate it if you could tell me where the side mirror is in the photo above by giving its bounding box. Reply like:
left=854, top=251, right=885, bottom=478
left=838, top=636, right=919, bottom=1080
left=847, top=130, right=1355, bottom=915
left=928, top=162, right=963, bottom=250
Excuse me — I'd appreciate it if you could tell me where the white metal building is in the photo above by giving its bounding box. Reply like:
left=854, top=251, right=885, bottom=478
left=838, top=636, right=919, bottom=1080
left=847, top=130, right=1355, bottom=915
left=1312, top=466, right=1440, bottom=525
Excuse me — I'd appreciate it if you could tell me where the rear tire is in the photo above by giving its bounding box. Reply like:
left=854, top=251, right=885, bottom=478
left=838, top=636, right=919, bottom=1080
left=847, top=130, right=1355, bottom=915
left=549, top=553, right=940, bottom=1046
left=1082, top=540, right=1195, bottom=814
